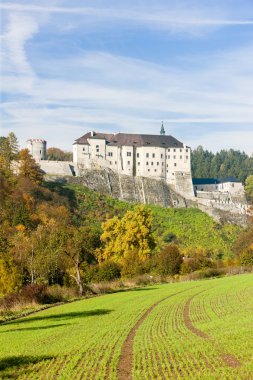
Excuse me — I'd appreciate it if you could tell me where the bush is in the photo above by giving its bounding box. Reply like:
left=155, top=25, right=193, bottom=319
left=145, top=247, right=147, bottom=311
left=239, top=250, right=253, bottom=266
left=0, top=284, right=78, bottom=312
left=180, top=255, right=214, bottom=274
left=155, top=244, right=183, bottom=276
left=96, top=261, right=121, bottom=282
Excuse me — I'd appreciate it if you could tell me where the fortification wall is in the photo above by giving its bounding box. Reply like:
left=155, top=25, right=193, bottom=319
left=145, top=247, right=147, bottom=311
left=39, top=161, right=77, bottom=176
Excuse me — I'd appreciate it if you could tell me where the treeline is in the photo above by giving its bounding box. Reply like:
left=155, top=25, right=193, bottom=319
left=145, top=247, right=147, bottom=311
left=0, top=133, right=252, bottom=306
left=191, top=146, right=253, bottom=182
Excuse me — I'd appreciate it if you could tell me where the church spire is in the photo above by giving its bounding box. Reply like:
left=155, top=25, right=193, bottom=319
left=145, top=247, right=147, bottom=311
left=160, top=121, right=165, bottom=135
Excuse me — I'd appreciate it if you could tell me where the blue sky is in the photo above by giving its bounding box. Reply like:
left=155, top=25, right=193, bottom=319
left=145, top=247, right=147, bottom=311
left=1, top=0, right=253, bottom=154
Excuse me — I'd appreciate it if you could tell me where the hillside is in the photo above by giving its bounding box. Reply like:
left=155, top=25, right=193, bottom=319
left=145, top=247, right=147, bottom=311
left=48, top=182, right=241, bottom=258
left=1, top=274, right=252, bottom=379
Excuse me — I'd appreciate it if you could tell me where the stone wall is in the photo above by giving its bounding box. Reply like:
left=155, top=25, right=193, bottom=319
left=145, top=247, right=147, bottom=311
left=39, top=161, right=77, bottom=176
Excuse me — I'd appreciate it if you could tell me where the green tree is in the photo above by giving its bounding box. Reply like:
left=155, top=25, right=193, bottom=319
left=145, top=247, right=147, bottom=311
left=245, top=175, right=253, bottom=203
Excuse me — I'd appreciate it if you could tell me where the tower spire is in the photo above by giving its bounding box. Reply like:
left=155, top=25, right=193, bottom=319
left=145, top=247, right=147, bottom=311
left=160, top=121, right=165, bottom=135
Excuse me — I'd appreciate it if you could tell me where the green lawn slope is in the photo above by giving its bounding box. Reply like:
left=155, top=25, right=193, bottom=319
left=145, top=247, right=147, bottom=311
left=48, top=182, right=241, bottom=258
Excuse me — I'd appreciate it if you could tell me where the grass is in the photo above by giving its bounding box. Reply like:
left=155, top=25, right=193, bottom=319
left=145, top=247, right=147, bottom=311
left=0, top=274, right=252, bottom=379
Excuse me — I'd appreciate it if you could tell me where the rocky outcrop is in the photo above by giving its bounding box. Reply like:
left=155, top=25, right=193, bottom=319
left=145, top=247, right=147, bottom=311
left=45, top=168, right=249, bottom=226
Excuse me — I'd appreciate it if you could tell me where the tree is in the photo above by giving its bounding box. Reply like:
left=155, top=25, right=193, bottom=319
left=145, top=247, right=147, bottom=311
left=47, top=147, right=73, bottom=161
left=245, top=175, right=253, bottom=203
left=155, top=244, right=183, bottom=276
left=0, top=259, right=21, bottom=296
left=65, top=225, right=100, bottom=296
left=96, top=206, right=155, bottom=265
left=0, top=133, right=19, bottom=178
left=18, top=149, right=44, bottom=184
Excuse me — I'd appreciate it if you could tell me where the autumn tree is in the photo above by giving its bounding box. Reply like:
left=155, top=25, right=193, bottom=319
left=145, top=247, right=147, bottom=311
left=47, top=147, right=73, bottom=161
left=155, top=244, right=183, bottom=276
left=65, top=225, right=100, bottom=296
left=18, top=149, right=44, bottom=184
left=96, top=206, right=155, bottom=265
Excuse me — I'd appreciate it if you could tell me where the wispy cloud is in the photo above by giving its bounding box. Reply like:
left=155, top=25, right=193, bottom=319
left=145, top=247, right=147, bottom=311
left=1, top=1, right=253, bottom=154
left=1, top=2, right=253, bottom=35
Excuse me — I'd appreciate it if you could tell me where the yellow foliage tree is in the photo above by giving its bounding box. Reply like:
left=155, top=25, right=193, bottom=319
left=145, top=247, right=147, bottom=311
left=96, top=206, right=155, bottom=264
left=0, top=259, right=21, bottom=296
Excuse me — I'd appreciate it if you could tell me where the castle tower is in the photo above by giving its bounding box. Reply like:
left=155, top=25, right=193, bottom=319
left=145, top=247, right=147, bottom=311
left=27, top=139, right=47, bottom=161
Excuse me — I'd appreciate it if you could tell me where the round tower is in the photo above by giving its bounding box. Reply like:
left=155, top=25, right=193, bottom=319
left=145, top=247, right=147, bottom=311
left=27, top=139, right=47, bottom=161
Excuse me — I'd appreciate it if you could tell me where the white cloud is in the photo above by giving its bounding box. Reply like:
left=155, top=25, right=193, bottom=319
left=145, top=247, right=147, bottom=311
left=1, top=2, right=253, bottom=36
left=1, top=12, right=39, bottom=75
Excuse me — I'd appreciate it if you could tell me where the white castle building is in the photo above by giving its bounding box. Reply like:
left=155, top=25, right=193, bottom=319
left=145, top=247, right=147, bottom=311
left=73, top=129, right=193, bottom=191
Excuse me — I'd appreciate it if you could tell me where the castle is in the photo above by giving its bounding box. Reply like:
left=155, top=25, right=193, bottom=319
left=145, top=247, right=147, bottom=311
left=26, top=128, right=248, bottom=225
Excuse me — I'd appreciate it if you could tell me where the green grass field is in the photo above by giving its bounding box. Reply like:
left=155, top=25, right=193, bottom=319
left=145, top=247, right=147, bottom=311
left=0, top=274, right=252, bottom=379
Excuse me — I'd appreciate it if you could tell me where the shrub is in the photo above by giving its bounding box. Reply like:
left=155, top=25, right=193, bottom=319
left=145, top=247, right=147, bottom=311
left=96, top=261, right=121, bottom=282
left=155, top=244, right=183, bottom=276
left=239, top=249, right=253, bottom=266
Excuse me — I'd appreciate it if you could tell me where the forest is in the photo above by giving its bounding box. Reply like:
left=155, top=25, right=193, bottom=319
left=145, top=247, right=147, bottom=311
left=191, top=145, right=253, bottom=182
left=0, top=133, right=252, bottom=316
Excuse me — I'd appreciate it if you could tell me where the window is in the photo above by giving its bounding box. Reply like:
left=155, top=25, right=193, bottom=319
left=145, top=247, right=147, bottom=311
left=115, top=161, right=117, bottom=165
left=173, top=155, right=176, bottom=159
left=161, top=154, right=163, bottom=158
left=180, top=149, right=182, bottom=152
left=127, top=161, right=130, bottom=165
left=162, top=162, right=164, bottom=166
left=180, top=155, right=182, bottom=159
left=174, top=163, right=177, bottom=167
left=186, top=149, right=188, bottom=152
left=168, top=155, right=170, bottom=159
left=152, top=153, right=155, bottom=158
left=83, top=148, right=85, bottom=151
left=96, top=148, right=99, bottom=153
left=168, top=149, right=170, bottom=152
left=137, top=153, right=139, bottom=158
left=173, top=149, right=176, bottom=152
left=186, top=156, right=188, bottom=159
left=151, top=162, right=154, bottom=166
left=138, top=162, right=140, bottom=166
left=157, top=162, right=159, bottom=166
left=109, top=161, right=112, bottom=165
left=166, top=164, right=168, bottom=167
left=146, top=153, right=149, bottom=158
left=146, top=162, right=149, bottom=165
left=127, top=152, right=131, bottom=157
left=148, top=169, right=150, bottom=172
left=108, top=152, right=113, bottom=157
left=154, top=169, right=157, bottom=172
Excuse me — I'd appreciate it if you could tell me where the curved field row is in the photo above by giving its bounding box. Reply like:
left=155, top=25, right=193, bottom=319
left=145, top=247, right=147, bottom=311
left=133, top=275, right=253, bottom=379
left=0, top=274, right=252, bottom=379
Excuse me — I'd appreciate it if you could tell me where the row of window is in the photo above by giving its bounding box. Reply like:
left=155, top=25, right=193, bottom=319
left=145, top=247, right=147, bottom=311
left=109, top=161, right=177, bottom=167
left=83, top=147, right=189, bottom=157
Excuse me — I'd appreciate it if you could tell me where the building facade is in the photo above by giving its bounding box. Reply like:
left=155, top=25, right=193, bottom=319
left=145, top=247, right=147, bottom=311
left=73, top=131, right=193, bottom=189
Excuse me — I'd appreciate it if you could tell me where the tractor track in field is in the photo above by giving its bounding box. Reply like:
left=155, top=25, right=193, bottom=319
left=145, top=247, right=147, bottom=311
left=183, top=292, right=241, bottom=369
left=117, top=286, right=199, bottom=380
